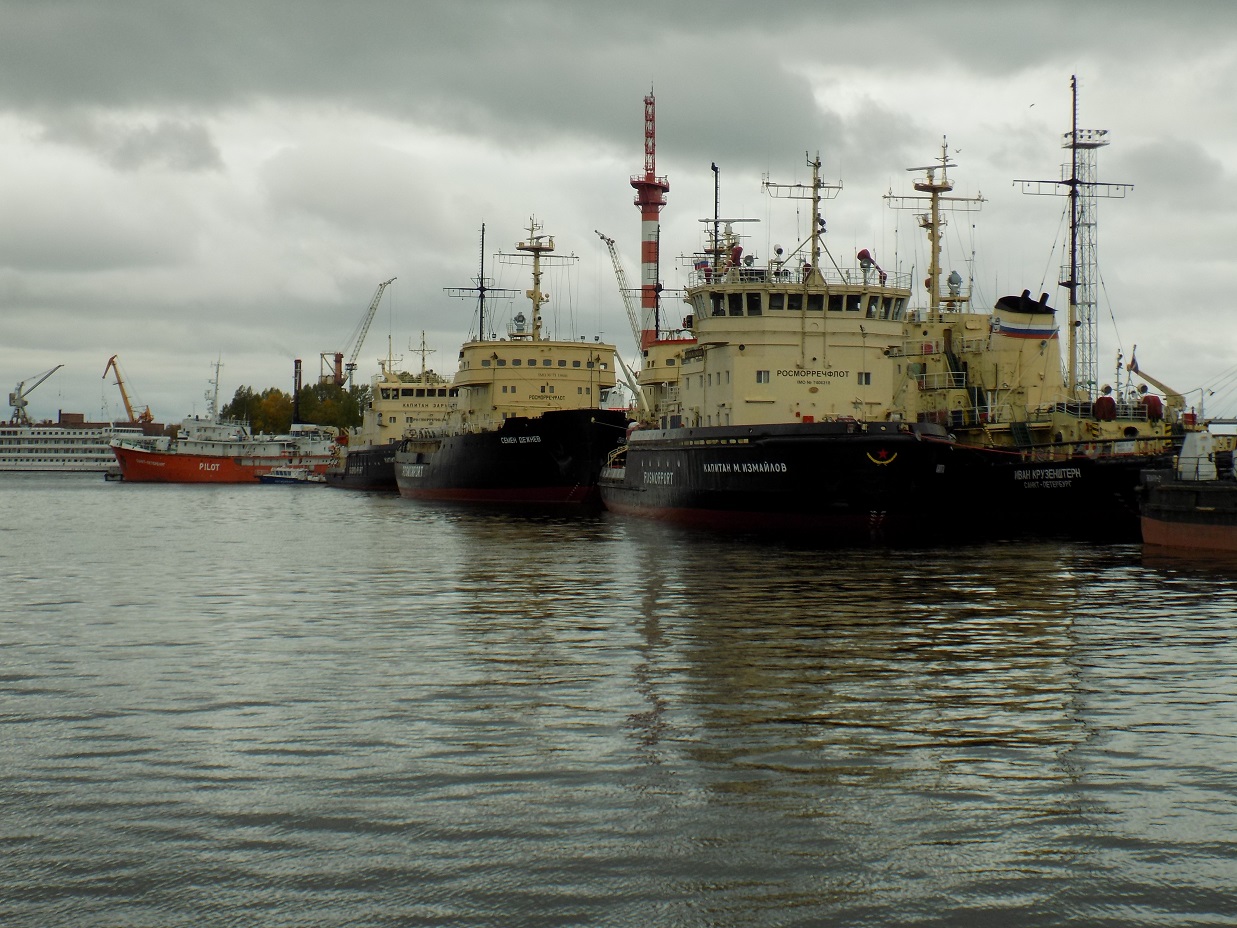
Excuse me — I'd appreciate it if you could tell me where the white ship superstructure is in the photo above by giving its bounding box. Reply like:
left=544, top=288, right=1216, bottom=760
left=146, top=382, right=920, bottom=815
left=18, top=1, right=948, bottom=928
left=4, top=364, right=144, bottom=473
left=0, top=419, right=144, bottom=473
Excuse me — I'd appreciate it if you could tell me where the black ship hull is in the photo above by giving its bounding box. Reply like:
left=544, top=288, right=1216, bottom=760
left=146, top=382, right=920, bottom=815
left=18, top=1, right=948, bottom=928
left=947, top=445, right=1174, bottom=542
left=599, top=421, right=1168, bottom=544
left=394, top=408, right=629, bottom=505
left=324, top=444, right=399, bottom=491
left=598, top=420, right=964, bottom=544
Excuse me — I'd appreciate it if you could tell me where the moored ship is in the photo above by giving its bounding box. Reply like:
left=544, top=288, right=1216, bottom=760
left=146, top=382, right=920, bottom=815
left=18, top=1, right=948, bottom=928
left=600, top=85, right=1187, bottom=544
left=1, top=416, right=145, bottom=474
left=599, top=149, right=968, bottom=543
left=393, top=220, right=628, bottom=505
left=892, top=81, right=1183, bottom=540
left=111, top=364, right=338, bottom=483
left=326, top=338, right=453, bottom=491
left=1140, top=429, right=1237, bottom=553
left=258, top=465, right=326, bottom=485
left=3, top=364, right=146, bottom=474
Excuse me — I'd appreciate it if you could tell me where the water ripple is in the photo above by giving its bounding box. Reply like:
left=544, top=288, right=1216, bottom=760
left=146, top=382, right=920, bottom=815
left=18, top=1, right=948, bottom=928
left=3, top=477, right=1237, bottom=925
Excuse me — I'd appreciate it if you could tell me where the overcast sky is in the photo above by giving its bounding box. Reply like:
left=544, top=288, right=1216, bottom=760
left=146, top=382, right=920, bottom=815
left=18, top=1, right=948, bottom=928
left=5, top=0, right=1237, bottom=423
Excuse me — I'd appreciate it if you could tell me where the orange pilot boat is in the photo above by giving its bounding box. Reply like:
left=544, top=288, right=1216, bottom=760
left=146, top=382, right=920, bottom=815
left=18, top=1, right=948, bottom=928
left=110, top=362, right=338, bottom=484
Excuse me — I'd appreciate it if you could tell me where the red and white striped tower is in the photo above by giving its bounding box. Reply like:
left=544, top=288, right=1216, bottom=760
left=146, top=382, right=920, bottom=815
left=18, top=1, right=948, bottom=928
left=630, top=91, right=669, bottom=350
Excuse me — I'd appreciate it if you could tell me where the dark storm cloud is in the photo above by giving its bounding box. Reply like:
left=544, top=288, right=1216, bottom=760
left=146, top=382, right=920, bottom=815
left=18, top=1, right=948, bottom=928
left=5, top=0, right=1237, bottom=418
left=11, top=1, right=1231, bottom=164
left=39, top=112, right=223, bottom=171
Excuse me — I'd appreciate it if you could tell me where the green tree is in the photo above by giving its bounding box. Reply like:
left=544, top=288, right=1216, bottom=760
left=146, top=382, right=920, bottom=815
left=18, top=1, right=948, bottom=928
left=298, top=382, right=368, bottom=432
left=255, top=388, right=293, bottom=433
left=220, top=385, right=257, bottom=424
left=221, top=381, right=367, bottom=433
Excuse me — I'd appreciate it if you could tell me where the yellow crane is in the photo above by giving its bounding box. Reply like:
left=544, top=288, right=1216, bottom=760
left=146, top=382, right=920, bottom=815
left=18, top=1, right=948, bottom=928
left=103, top=355, right=153, bottom=423
left=1126, top=346, right=1186, bottom=416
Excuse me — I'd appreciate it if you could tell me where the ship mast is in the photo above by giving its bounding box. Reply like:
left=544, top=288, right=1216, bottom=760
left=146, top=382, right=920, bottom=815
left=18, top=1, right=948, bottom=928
left=206, top=358, right=223, bottom=419
left=1015, top=76, right=1131, bottom=400
left=411, top=331, right=434, bottom=378
left=494, top=217, right=578, bottom=342
left=885, top=139, right=984, bottom=322
left=516, top=218, right=554, bottom=341
left=762, top=152, right=842, bottom=282
left=445, top=224, right=518, bottom=342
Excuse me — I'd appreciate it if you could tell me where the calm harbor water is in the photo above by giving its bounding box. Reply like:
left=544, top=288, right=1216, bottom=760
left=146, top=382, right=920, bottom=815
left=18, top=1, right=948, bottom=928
left=3, top=473, right=1237, bottom=927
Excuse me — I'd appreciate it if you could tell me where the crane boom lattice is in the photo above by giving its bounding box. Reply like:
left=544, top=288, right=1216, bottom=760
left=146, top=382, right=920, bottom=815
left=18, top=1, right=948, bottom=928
left=596, top=231, right=642, bottom=352
left=344, top=277, right=396, bottom=385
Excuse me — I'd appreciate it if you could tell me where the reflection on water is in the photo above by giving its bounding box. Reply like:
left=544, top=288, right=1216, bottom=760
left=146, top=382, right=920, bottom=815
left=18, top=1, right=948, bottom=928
left=2, top=475, right=1237, bottom=926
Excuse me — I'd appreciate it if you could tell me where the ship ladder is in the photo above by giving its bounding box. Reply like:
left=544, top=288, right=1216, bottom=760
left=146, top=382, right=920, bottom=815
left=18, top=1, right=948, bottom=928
left=967, top=386, right=986, bottom=426
left=1011, top=421, right=1034, bottom=448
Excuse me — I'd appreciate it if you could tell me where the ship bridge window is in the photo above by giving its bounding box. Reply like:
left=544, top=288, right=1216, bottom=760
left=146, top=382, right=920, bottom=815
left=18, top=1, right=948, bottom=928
left=728, top=293, right=743, bottom=316
left=769, top=293, right=784, bottom=311
left=807, top=294, right=824, bottom=311
left=865, top=297, right=878, bottom=319
left=787, top=293, right=803, bottom=312
left=846, top=294, right=862, bottom=312
left=746, top=293, right=762, bottom=316
left=691, top=294, right=707, bottom=316
left=880, top=297, right=894, bottom=320
left=828, top=295, right=843, bottom=312
left=711, top=293, right=725, bottom=316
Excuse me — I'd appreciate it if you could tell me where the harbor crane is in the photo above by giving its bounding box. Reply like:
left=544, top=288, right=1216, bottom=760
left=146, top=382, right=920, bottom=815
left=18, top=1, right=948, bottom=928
left=322, top=277, right=396, bottom=387
left=595, top=231, right=650, bottom=416
left=596, top=231, right=642, bottom=351
left=103, top=355, right=154, bottom=423
left=8, top=364, right=63, bottom=425
left=1126, top=346, right=1186, bottom=416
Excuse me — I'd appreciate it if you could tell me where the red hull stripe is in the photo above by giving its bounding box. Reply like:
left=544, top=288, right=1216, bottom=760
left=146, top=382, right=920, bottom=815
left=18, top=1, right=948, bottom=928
left=1142, top=516, right=1237, bottom=553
